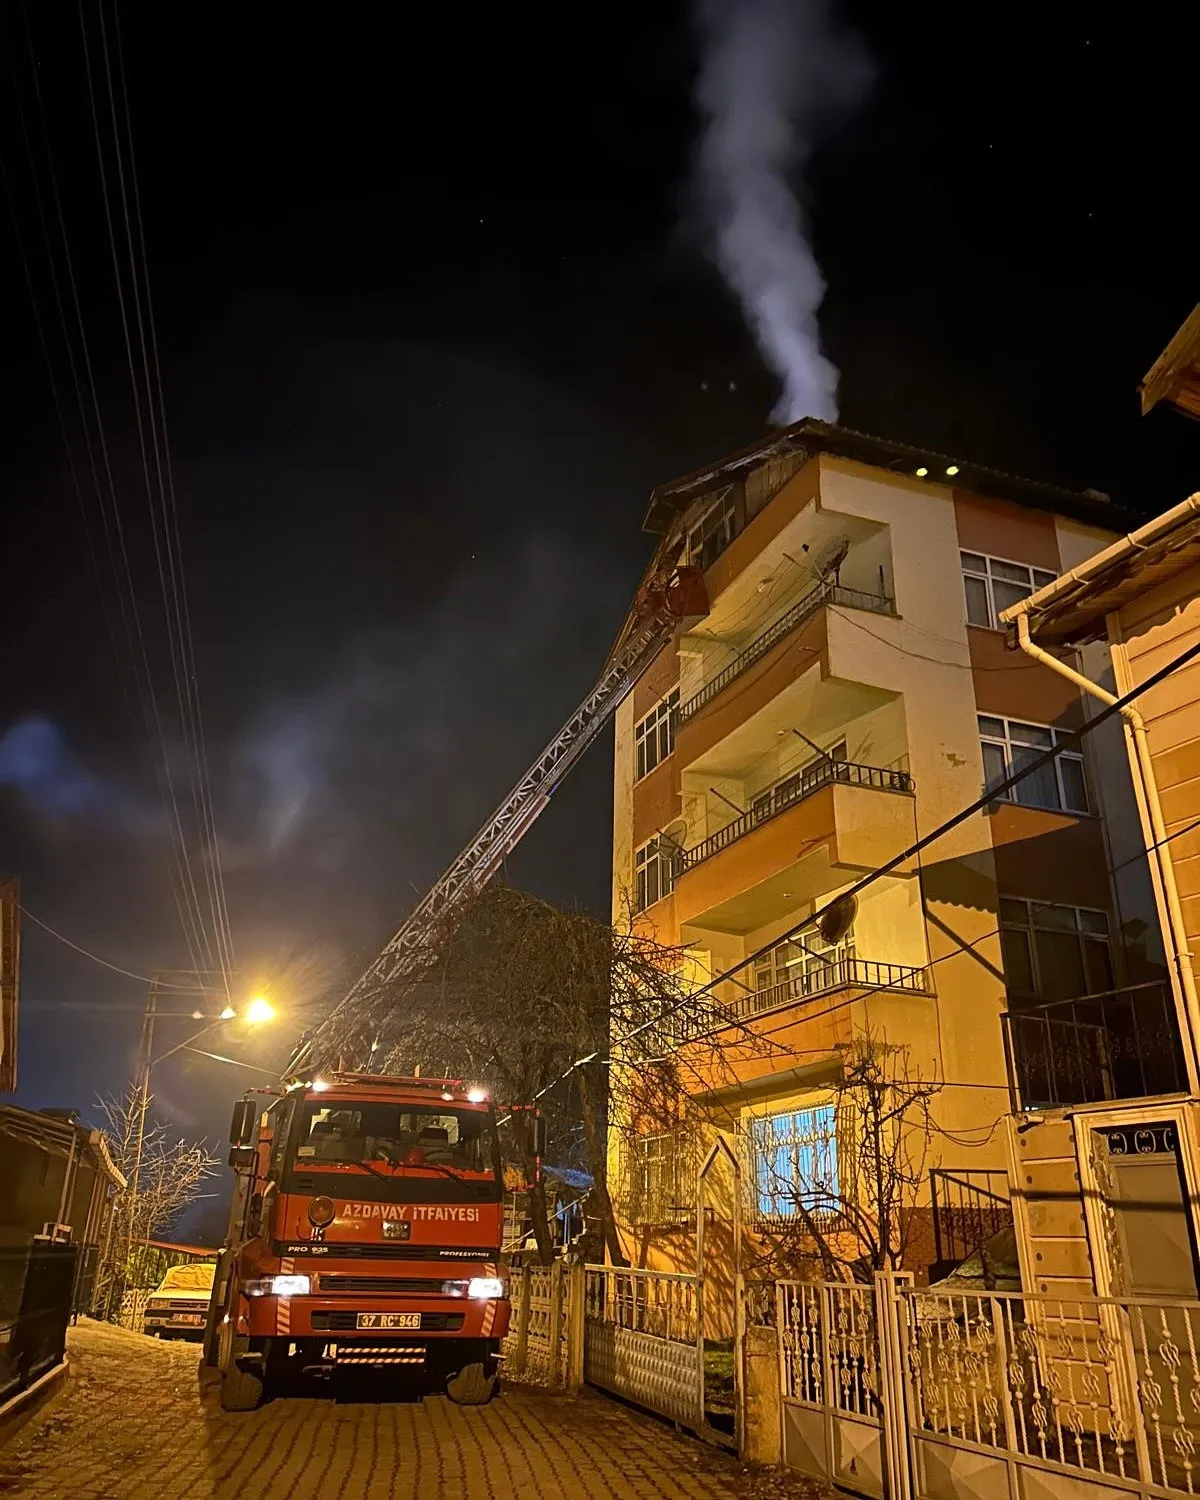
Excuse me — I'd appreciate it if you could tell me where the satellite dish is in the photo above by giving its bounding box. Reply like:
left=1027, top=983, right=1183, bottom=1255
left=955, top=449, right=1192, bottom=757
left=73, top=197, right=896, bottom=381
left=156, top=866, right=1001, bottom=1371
left=817, top=893, right=858, bottom=947
left=811, top=536, right=850, bottom=585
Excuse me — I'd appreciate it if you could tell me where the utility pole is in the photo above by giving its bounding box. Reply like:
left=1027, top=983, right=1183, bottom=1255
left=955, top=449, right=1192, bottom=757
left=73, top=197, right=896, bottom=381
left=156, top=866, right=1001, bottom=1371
left=116, top=974, right=159, bottom=1319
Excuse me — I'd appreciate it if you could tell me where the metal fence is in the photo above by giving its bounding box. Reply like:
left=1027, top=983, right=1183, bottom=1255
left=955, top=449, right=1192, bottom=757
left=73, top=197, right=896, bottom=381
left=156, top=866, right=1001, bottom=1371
left=584, top=1265, right=704, bottom=1428
left=0, top=1241, right=77, bottom=1406
left=1002, top=982, right=1186, bottom=1110
left=928, top=1170, right=1011, bottom=1280
left=775, top=1272, right=1200, bottom=1500
left=677, top=582, right=895, bottom=725
left=778, top=1280, right=887, bottom=1496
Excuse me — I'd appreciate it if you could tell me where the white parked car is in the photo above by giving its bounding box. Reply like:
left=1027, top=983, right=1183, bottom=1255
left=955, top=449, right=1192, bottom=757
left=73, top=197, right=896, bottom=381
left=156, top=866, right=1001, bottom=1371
left=143, top=1262, right=216, bottom=1341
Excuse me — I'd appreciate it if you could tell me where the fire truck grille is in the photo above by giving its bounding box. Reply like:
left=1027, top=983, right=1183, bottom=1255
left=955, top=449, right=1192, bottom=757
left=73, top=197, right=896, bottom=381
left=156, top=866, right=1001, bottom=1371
left=319, top=1275, right=445, bottom=1294
left=311, top=1312, right=464, bottom=1332
left=276, top=1242, right=493, bottom=1262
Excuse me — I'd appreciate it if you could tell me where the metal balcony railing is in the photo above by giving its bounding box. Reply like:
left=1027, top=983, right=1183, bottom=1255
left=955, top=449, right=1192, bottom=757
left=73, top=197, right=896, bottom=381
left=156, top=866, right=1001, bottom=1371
left=677, top=579, right=895, bottom=726
left=929, top=1168, right=1012, bottom=1281
left=680, top=758, right=913, bottom=873
left=664, top=957, right=929, bottom=1046
left=1001, top=981, right=1186, bottom=1111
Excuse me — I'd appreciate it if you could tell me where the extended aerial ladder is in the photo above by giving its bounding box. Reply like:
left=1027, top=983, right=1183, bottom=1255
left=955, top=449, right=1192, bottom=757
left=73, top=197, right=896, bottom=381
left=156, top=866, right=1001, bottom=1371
left=290, top=544, right=708, bottom=1073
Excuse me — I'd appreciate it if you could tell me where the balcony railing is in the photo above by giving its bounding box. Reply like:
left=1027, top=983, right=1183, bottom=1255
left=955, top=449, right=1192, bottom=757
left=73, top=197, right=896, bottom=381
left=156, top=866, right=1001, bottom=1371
left=1001, top=981, right=1186, bottom=1111
left=680, top=758, right=913, bottom=873
left=665, top=957, right=930, bottom=1046
left=677, top=579, right=895, bottom=726
left=929, top=1168, right=1012, bottom=1282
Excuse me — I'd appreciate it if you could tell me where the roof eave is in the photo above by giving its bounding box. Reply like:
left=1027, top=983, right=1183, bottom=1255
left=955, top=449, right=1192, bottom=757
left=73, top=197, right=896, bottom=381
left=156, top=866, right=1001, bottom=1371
left=641, top=419, right=1135, bottom=537
left=999, top=494, right=1200, bottom=647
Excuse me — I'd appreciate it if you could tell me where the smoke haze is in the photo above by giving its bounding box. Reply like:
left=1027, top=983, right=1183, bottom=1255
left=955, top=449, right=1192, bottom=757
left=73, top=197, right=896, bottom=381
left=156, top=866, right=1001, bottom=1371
left=693, top=0, right=870, bottom=423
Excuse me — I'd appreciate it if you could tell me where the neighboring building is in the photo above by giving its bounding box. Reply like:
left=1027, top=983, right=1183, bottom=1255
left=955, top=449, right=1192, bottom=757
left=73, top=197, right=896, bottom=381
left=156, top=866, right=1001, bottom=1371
left=0, top=1105, right=125, bottom=1252
left=1000, top=495, right=1200, bottom=1301
left=1140, top=303, right=1200, bottom=420
left=609, top=419, right=1158, bottom=1284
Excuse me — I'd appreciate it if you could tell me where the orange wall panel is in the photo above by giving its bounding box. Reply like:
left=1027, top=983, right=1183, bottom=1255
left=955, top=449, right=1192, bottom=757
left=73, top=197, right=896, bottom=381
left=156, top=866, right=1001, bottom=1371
left=631, top=643, right=680, bottom=720
left=632, top=759, right=681, bottom=847
left=969, top=628, right=1085, bottom=727
left=953, top=490, right=1061, bottom=571
left=676, top=612, right=827, bottom=766
left=704, top=460, right=822, bottom=606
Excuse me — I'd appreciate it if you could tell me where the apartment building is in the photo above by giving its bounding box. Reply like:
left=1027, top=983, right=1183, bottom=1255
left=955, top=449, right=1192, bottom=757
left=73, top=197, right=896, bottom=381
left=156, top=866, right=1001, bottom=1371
left=609, top=420, right=1154, bottom=1281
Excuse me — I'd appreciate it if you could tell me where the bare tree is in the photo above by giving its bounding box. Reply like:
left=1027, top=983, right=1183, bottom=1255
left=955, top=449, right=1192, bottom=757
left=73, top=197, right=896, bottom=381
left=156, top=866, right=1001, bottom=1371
left=347, top=884, right=778, bottom=1264
left=745, top=1028, right=942, bottom=1282
left=93, top=1083, right=220, bottom=1318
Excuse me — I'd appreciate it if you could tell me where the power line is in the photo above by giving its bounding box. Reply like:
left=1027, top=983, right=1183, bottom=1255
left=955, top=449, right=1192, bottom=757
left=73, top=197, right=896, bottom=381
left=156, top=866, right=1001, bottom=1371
left=539, top=631, right=1200, bottom=1118
left=7, top=0, right=219, bottom=982
left=19, top=907, right=207, bottom=988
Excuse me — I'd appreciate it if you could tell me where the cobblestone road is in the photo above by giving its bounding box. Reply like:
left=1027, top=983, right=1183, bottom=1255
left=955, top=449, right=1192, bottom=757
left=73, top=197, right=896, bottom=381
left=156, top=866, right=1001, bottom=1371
left=0, top=1322, right=820, bottom=1500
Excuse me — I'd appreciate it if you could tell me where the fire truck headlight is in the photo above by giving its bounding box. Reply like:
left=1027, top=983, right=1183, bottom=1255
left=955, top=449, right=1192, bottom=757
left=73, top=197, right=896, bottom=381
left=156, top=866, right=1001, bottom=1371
left=467, top=1276, right=504, bottom=1300
left=308, top=1196, right=335, bottom=1227
left=245, top=1274, right=311, bottom=1297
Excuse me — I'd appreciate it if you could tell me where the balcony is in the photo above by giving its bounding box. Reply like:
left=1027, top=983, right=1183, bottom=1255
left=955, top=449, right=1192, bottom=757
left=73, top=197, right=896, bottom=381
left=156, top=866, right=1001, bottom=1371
left=673, top=759, right=916, bottom=934
left=661, top=956, right=930, bottom=1048
left=1002, top=982, right=1187, bottom=1111
left=677, top=580, right=894, bottom=728
left=682, top=759, right=912, bottom=871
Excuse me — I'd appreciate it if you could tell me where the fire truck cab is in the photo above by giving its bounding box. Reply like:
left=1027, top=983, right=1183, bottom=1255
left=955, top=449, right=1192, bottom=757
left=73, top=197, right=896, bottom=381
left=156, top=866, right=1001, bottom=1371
left=208, top=1073, right=515, bottom=1410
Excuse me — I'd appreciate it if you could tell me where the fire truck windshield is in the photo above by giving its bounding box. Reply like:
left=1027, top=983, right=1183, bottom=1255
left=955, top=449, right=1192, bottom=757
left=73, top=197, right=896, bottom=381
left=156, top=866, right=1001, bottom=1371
left=291, top=1103, right=497, bottom=1180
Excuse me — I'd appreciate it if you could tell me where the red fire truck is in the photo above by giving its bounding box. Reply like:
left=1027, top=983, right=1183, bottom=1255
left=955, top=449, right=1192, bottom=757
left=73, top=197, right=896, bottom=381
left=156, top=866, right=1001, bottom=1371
left=206, top=1071, right=533, bottom=1410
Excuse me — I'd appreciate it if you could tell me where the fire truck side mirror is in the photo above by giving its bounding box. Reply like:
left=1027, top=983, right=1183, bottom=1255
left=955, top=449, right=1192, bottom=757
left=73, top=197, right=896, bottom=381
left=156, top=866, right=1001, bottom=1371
left=228, top=1145, right=255, bottom=1170
left=230, top=1099, right=257, bottom=1147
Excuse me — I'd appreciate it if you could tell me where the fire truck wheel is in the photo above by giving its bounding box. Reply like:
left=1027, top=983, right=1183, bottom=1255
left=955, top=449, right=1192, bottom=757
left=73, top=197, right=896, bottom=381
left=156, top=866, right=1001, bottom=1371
left=217, top=1315, right=264, bottom=1412
left=445, top=1363, right=496, bottom=1406
left=219, top=1355, right=264, bottom=1412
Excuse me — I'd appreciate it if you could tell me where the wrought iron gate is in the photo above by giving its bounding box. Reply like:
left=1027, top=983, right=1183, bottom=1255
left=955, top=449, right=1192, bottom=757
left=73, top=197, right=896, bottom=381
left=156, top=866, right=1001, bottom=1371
left=584, top=1265, right=704, bottom=1429
left=777, top=1273, right=1200, bottom=1500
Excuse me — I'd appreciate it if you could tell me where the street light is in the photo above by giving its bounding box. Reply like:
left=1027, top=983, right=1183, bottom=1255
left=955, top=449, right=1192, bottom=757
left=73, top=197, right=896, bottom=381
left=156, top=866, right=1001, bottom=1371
left=113, top=977, right=280, bottom=1317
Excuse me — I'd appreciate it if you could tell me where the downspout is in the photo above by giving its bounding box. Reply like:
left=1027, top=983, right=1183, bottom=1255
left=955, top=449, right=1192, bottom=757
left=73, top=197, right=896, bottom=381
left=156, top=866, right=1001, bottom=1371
left=1013, top=611, right=1200, bottom=1094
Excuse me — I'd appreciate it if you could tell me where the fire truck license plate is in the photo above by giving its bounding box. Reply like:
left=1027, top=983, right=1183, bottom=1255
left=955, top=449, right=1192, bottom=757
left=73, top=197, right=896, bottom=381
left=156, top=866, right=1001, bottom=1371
left=356, top=1312, right=421, bottom=1330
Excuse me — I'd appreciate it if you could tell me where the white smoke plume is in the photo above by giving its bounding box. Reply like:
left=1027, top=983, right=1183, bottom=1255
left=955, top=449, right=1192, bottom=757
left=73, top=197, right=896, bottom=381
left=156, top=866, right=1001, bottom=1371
left=693, top=0, right=871, bottom=423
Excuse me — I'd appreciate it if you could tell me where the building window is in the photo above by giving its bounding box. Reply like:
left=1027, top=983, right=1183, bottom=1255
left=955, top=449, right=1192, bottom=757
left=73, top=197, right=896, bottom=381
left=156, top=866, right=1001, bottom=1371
left=749, top=1104, right=840, bottom=1220
left=999, top=897, right=1113, bottom=1004
left=634, top=838, right=677, bottom=913
left=752, top=926, right=855, bottom=1007
left=961, top=552, right=1056, bottom=630
left=628, top=1131, right=688, bottom=1223
left=684, top=489, right=737, bottom=570
left=635, top=690, right=680, bottom=781
left=979, top=715, right=1089, bottom=813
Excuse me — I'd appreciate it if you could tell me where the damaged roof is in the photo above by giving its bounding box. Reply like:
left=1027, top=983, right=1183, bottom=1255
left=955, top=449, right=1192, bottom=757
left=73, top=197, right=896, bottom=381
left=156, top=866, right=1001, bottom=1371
left=641, top=418, right=1137, bottom=536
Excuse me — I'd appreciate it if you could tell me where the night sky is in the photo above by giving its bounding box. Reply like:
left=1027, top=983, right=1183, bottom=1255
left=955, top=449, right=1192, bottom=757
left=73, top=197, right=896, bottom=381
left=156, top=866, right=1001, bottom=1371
left=0, top=2, right=1194, bottom=1217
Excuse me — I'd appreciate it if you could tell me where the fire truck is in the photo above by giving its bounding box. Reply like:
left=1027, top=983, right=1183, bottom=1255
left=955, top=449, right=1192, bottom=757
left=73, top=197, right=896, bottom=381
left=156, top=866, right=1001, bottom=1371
left=203, top=504, right=711, bottom=1411
left=206, top=1071, right=539, bottom=1410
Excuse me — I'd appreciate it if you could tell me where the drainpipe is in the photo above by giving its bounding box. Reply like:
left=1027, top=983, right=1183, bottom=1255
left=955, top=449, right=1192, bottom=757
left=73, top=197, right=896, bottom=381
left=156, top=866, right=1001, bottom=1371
left=1013, top=610, right=1200, bottom=1094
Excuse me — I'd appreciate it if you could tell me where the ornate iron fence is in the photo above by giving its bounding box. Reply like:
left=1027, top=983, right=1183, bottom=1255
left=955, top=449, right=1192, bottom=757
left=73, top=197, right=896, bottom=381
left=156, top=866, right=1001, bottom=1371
left=1002, top=981, right=1186, bottom=1110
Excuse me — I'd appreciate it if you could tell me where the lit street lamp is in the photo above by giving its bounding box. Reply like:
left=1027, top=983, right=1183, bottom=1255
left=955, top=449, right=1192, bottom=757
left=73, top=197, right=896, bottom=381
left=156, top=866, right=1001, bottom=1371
left=113, top=972, right=279, bottom=1318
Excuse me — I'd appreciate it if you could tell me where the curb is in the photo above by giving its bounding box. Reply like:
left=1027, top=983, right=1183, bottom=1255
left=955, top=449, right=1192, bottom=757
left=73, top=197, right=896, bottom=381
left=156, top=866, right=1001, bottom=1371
left=0, top=1360, right=70, bottom=1448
